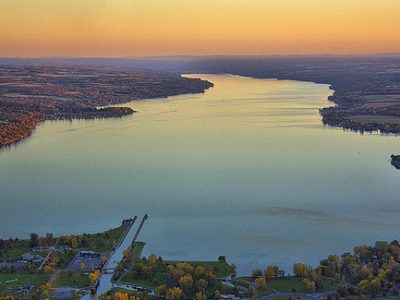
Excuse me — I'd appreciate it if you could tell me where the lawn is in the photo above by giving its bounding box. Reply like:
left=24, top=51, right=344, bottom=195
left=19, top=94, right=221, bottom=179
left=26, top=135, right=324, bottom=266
left=235, top=276, right=339, bottom=295
left=53, top=271, right=90, bottom=288
left=133, top=242, right=145, bottom=261
left=1, top=240, right=30, bottom=260
left=83, top=225, right=126, bottom=253
left=0, top=273, right=48, bottom=296
left=120, top=271, right=169, bottom=288
left=52, top=251, right=75, bottom=269
left=268, top=277, right=307, bottom=292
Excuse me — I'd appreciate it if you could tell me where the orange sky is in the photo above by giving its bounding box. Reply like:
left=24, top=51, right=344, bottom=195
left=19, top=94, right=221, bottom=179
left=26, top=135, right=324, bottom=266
left=1, top=0, right=399, bottom=57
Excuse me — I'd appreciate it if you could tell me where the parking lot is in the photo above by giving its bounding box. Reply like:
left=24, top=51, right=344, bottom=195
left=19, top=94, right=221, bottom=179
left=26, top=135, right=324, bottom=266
left=66, top=251, right=105, bottom=272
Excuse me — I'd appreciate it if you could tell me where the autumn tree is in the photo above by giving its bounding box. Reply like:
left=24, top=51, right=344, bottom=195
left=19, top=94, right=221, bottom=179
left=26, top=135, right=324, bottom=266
left=166, top=287, right=183, bottom=300
left=155, top=285, right=167, bottom=298
left=115, top=292, right=129, bottom=300
left=195, top=291, right=207, bottom=300
left=43, top=265, right=53, bottom=275
left=255, top=276, right=267, bottom=291
left=293, top=263, right=311, bottom=277
left=264, top=265, right=279, bottom=279
left=303, top=277, right=316, bottom=292
left=89, top=270, right=100, bottom=284
left=179, top=274, right=194, bottom=294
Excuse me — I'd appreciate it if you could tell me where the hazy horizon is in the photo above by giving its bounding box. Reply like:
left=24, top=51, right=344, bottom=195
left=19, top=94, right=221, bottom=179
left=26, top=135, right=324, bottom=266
left=1, top=52, right=400, bottom=60
left=1, top=0, right=399, bottom=57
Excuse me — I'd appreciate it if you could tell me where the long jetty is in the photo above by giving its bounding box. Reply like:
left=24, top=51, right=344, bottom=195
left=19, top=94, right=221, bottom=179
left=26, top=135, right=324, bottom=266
left=118, top=214, right=149, bottom=282
left=129, top=213, right=148, bottom=250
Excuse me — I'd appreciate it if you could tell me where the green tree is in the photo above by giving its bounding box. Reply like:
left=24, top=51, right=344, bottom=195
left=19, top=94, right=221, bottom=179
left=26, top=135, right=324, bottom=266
left=196, top=279, right=208, bottom=292
left=30, top=233, right=39, bottom=247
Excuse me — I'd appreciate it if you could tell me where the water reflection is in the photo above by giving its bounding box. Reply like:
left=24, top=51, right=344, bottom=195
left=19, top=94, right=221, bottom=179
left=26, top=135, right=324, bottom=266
left=0, top=74, right=399, bottom=274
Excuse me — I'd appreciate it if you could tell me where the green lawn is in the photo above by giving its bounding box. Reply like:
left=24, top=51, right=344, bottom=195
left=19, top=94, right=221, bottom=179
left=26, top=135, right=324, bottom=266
left=1, top=240, right=30, bottom=260
left=0, top=273, right=48, bottom=296
left=120, top=272, right=168, bottom=288
left=235, top=276, right=339, bottom=295
left=268, top=277, right=307, bottom=292
left=29, top=250, right=50, bottom=257
left=133, top=242, right=145, bottom=261
left=52, top=251, right=75, bottom=269
left=83, top=226, right=125, bottom=253
left=53, top=271, right=90, bottom=288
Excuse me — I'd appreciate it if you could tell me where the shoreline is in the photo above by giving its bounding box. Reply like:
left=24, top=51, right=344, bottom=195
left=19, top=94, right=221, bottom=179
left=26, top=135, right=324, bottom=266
left=0, top=64, right=213, bottom=148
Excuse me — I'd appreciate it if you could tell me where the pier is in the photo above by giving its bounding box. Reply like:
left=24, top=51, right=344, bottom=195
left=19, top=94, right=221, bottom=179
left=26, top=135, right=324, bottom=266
left=81, top=214, right=148, bottom=299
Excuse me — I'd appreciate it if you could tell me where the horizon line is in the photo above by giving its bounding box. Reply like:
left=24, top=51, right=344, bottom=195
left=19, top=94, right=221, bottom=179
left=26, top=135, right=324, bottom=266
left=1, top=52, right=400, bottom=60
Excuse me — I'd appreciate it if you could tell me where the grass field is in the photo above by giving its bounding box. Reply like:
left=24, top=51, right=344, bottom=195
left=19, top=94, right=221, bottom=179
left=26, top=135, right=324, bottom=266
left=0, top=273, right=48, bottom=296
left=1, top=240, right=30, bottom=260
left=235, top=276, right=339, bottom=295
left=53, top=271, right=90, bottom=288
left=83, top=225, right=126, bottom=253
left=268, top=277, right=307, bottom=292
left=121, top=272, right=169, bottom=288
left=133, top=242, right=145, bottom=261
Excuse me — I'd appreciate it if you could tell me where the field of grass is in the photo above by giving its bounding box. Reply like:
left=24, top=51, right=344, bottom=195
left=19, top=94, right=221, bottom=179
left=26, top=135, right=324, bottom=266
left=1, top=240, right=30, bottom=260
left=120, top=272, right=168, bottom=288
left=268, top=277, right=307, bottom=292
left=50, top=251, right=75, bottom=269
left=133, top=242, right=145, bottom=261
left=83, top=225, right=125, bottom=253
left=0, top=273, right=48, bottom=296
left=53, top=271, right=90, bottom=288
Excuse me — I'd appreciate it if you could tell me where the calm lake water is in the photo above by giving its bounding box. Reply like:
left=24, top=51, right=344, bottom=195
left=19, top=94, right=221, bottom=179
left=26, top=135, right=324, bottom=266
left=1, top=74, right=399, bottom=274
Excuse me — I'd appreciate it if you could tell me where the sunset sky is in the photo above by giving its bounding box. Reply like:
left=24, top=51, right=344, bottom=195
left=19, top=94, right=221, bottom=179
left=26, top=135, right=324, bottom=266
left=1, top=0, right=399, bottom=57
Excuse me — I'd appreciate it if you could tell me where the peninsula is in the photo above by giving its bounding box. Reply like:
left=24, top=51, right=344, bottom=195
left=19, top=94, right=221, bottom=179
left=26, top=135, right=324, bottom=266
left=391, top=155, right=400, bottom=169
left=0, top=64, right=212, bottom=147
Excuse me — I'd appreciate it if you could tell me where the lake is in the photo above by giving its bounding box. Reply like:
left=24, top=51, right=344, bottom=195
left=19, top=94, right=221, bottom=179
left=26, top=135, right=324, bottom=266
left=1, top=74, right=399, bottom=274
